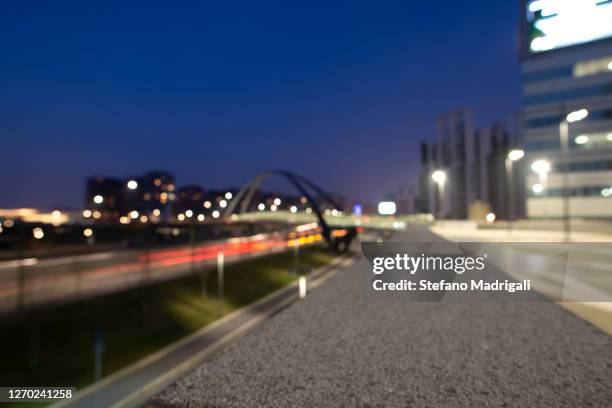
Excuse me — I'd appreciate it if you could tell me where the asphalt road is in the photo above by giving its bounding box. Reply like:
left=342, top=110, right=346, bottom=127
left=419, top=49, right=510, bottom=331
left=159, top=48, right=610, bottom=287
left=0, top=232, right=303, bottom=313
left=151, top=226, right=612, bottom=407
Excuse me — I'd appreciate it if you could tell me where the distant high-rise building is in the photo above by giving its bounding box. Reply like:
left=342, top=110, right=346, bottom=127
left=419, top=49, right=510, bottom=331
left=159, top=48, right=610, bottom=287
left=85, top=171, right=175, bottom=221
left=519, top=0, right=612, bottom=218
left=85, top=176, right=123, bottom=219
left=419, top=110, right=523, bottom=220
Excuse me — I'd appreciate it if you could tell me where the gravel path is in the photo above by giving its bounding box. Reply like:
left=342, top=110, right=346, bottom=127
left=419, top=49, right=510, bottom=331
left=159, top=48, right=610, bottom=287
left=151, top=227, right=612, bottom=407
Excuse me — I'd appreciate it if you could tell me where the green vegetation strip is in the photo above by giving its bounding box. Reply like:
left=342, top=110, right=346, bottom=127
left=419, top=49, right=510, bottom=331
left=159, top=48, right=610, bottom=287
left=0, top=245, right=336, bottom=392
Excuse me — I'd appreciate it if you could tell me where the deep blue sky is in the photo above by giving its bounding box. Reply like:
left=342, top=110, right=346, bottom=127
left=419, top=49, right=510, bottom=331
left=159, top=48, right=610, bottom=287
left=0, top=1, right=521, bottom=209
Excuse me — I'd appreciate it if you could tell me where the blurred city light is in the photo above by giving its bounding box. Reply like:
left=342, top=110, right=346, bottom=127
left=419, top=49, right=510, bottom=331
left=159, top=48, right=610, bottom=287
left=185, top=210, right=193, bottom=218
left=152, top=209, right=161, bottom=216
left=270, top=204, right=278, bottom=212
left=177, top=213, right=186, bottom=221
left=431, top=170, right=446, bottom=184
left=225, top=192, right=232, bottom=200
left=257, top=203, right=265, bottom=211
left=93, top=195, right=104, bottom=204
left=532, top=183, right=544, bottom=194
left=204, top=201, right=212, bottom=209
left=273, top=198, right=281, bottom=206
left=566, top=109, right=588, bottom=123
left=219, top=200, right=227, bottom=208
left=83, top=228, right=93, bottom=237
left=378, top=201, right=396, bottom=215
left=130, top=210, right=139, bottom=219
left=485, top=212, right=496, bottom=223
left=32, top=227, right=44, bottom=239
left=127, top=180, right=138, bottom=190
left=212, top=210, right=220, bottom=218
left=574, top=135, right=589, bottom=145
left=531, top=159, right=551, bottom=181
left=507, top=149, right=525, bottom=161
left=197, top=214, right=205, bottom=221
left=82, top=209, right=92, bottom=218
left=290, top=205, right=297, bottom=213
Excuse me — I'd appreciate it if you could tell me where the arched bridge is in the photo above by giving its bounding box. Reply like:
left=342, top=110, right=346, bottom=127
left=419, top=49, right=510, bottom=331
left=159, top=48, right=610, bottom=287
left=223, top=170, right=357, bottom=252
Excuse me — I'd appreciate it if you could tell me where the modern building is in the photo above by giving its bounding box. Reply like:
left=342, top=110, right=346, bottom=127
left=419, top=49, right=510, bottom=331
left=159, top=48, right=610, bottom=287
left=85, top=176, right=124, bottom=219
left=419, top=109, right=524, bottom=220
left=520, top=0, right=612, bottom=218
left=85, top=171, right=176, bottom=221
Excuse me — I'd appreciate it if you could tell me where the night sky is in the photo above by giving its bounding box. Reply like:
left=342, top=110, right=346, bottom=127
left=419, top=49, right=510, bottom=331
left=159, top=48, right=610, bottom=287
left=0, top=1, right=521, bottom=209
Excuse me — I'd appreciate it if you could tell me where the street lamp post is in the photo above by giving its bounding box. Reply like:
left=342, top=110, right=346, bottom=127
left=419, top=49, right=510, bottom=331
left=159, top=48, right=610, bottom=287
left=506, top=149, right=525, bottom=230
left=559, top=108, right=588, bottom=242
left=431, top=170, right=446, bottom=220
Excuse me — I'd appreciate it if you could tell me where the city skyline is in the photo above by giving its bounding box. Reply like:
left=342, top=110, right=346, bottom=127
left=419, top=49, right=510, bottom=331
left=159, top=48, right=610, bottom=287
left=0, top=1, right=521, bottom=208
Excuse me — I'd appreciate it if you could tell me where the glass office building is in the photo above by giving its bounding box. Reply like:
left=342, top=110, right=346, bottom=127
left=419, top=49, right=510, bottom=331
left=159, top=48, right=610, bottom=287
left=520, top=0, right=612, bottom=218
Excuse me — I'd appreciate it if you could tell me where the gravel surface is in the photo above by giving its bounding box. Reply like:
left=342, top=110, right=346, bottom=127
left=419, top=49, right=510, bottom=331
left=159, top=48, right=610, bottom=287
left=151, top=227, right=612, bottom=407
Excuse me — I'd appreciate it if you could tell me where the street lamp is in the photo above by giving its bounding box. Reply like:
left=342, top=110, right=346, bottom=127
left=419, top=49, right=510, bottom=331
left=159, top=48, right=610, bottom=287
left=559, top=108, right=588, bottom=241
left=431, top=170, right=446, bottom=219
left=506, top=149, right=524, bottom=224
left=531, top=159, right=551, bottom=183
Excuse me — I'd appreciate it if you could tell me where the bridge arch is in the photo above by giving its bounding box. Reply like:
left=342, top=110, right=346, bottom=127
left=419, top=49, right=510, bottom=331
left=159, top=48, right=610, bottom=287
left=223, top=170, right=356, bottom=251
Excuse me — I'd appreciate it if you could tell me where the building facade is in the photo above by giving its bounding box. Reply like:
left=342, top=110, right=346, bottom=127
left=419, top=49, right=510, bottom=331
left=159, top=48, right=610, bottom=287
left=520, top=0, right=612, bottom=218
left=419, top=109, right=524, bottom=220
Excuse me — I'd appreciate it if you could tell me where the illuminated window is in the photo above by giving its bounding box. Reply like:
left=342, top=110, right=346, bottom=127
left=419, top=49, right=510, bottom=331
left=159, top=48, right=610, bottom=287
left=574, top=56, right=612, bottom=78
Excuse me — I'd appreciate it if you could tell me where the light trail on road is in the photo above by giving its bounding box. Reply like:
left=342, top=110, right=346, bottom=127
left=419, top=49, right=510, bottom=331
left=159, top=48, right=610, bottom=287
left=0, top=225, right=322, bottom=314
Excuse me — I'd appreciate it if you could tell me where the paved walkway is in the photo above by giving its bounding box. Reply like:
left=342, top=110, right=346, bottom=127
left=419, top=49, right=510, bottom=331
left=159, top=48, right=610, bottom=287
left=151, top=227, right=612, bottom=407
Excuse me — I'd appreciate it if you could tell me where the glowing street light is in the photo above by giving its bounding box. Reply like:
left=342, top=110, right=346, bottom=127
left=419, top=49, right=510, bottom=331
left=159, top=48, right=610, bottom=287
left=566, top=109, right=588, bottom=123
left=574, top=135, right=589, bottom=145
left=203, top=201, right=212, bottom=209
left=258, top=203, right=265, bottom=211
left=507, top=149, right=525, bottom=161
left=273, top=198, right=281, bottom=206
left=212, top=210, right=220, bottom=219
left=32, top=227, right=44, bottom=240
left=225, top=192, right=233, bottom=200
left=431, top=170, right=446, bottom=184
left=559, top=109, right=588, bottom=241
left=485, top=212, right=496, bottom=223
left=531, top=159, right=551, bottom=182
left=290, top=205, right=298, bottom=214
left=127, top=180, right=138, bottom=190
left=83, top=228, right=93, bottom=237
left=506, top=149, right=524, bottom=223
left=532, top=183, right=544, bottom=194
left=185, top=210, right=193, bottom=218
left=219, top=199, right=227, bottom=208
left=431, top=170, right=446, bottom=219
left=130, top=210, right=139, bottom=219
left=93, top=195, right=104, bottom=204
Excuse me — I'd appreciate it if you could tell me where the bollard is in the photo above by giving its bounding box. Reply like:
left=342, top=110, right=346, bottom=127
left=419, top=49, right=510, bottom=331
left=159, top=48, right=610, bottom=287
left=218, top=252, right=224, bottom=316
left=299, top=276, right=307, bottom=299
